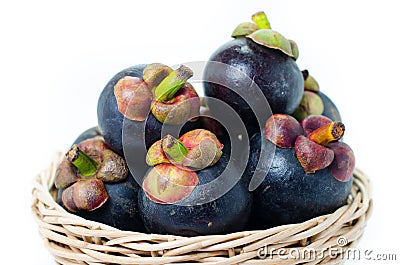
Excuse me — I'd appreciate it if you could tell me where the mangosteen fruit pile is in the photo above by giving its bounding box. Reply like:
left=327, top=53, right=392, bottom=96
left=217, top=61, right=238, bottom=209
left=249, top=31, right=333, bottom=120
left=54, top=11, right=355, bottom=235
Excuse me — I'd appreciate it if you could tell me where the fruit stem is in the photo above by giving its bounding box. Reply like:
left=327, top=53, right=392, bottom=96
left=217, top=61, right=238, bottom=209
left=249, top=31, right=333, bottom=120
left=161, top=135, right=189, bottom=163
left=66, top=144, right=98, bottom=177
left=252, top=11, right=271, bottom=29
left=154, top=65, right=193, bottom=102
left=308, top=122, right=345, bottom=146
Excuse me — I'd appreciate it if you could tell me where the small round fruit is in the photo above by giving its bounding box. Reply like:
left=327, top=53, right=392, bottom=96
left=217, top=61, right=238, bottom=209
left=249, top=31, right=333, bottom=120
left=97, top=65, right=150, bottom=155
left=97, top=64, right=200, bottom=156
left=76, top=173, right=145, bottom=231
left=204, top=12, right=304, bottom=137
left=57, top=172, right=145, bottom=231
left=138, top=154, right=252, bottom=235
left=245, top=133, right=352, bottom=229
left=204, top=38, right=303, bottom=136
left=55, top=134, right=145, bottom=231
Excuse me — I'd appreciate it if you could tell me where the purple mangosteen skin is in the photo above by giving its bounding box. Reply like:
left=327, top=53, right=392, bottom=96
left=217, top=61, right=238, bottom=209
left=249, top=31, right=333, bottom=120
left=58, top=129, right=146, bottom=231
left=97, top=65, right=173, bottom=156
left=97, top=65, right=199, bottom=157
left=78, top=173, right=145, bottom=232
left=138, top=154, right=252, bottom=236
left=58, top=173, right=145, bottom=232
left=203, top=38, right=304, bottom=137
left=244, top=133, right=352, bottom=229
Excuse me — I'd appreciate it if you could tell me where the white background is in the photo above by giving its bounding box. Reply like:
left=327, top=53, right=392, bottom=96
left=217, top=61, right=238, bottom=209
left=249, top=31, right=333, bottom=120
left=1, top=0, right=399, bottom=264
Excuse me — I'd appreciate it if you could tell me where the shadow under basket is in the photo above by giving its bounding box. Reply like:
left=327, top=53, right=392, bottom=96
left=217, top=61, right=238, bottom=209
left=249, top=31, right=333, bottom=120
left=32, top=153, right=372, bottom=265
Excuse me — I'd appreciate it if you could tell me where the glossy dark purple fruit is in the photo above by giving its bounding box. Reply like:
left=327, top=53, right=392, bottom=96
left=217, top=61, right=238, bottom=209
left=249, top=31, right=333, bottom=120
left=138, top=154, right=252, bottom=236
left=57, top=172, right=145, bottom=231
left=75, top=173, right=145, bottom=231
left=97, top=64, right=200, bottom=157
left=203, top=37, right=303, bottom=137
left=244, top=133, right=352, bottom=229
left=56, top=133, right=145, bottom=231
left=97, top=65, right=163, bottom=155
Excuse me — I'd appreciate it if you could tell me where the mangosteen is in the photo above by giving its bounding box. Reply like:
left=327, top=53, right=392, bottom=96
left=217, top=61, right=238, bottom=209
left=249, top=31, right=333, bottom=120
left=97, top=63, right=200, bottom=156
left=203, top=11, right=304, bottom=137
left=76, top=172, right=145, bottom=231
left=293, top=70, right=341, bottom=121
left=97, top=64, right=146, bottom=155
left=245, top=114, right=354, bottom=229
left=138, top=130, right=252, bottom=235
left=55, top=136, right=145, bottom=231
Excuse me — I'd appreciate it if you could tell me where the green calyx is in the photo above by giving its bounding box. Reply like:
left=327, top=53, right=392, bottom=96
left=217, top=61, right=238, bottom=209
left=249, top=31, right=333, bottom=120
left=231, top=11, right=298, bottom=60
left=66, top=145, right=98, bottom=177
left=162, top=135, right=189, bottom=164
left=154, top=65, right=193, bottom=102
left=146, top=130, right=223, bottom=170
left=302, top=70, right=320, bottom=92
left=231, top=22, right=259, bottom=38
left=116, top=63, right=197, bottom=124
left=248, top=29, right=297, bottom=59
left=251, top=11, right=271, bottom=29
left=292, top=91, right=324, bottom=121
left=146, top=135, right=189, bottom=166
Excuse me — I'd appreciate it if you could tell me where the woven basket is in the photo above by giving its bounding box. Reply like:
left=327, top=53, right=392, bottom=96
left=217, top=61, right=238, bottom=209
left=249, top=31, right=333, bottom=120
left=32, top=152, right=372, bottom=265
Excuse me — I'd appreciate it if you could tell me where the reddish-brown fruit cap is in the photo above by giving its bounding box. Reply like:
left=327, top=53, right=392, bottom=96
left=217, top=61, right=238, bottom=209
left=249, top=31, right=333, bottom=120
left=179, top=129, right=223, bottom=150
left=183, top=138, right=222, bottom=169
left=61, top=185, right=79, bottom=212
left=179, top=129, right=223, bottom=168
left=114, top=76, right=153, bottom=121
left=264, top=114, right=304, bottom=148
left=327, top=142, right=355, bottom=182
left=97, top=149, right=129, bottom=183
left=78, top=137, right=129, bottom=183
left=143, top=63, right=172, bottom=90
left=142, top=164, right=198, bottom=204
left=146, top=139, right=170, bottom=166
left=62, top=179, right=108, bottom=212
left=301, top=115, right=333, bottom=136
left=78, top=136, right=108, bottom=155
left=55, top=159, right=78, bottom=189
left=295, top=135, right=334, bottom=174
left=151, top=83, right=200, bottom=124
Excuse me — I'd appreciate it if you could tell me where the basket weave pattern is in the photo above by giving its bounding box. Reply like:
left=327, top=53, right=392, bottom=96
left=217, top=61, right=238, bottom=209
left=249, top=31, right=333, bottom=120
left=32, top=153, right=372, bottom=265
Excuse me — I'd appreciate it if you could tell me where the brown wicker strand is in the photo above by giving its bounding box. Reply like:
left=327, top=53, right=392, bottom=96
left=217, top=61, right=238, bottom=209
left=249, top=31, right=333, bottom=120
left=32, top=153, right=372, bottom=264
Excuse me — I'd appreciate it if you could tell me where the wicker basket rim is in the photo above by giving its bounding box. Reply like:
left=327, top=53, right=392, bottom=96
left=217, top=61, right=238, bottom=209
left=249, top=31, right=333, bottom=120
left=32, top=152, right=372, bottom=265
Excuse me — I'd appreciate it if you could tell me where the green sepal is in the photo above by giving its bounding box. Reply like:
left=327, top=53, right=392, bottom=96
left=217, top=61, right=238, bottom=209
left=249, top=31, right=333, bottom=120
left=231, top=22, right=258, bottom=38
left=247, top=29, right=296, bottom=58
